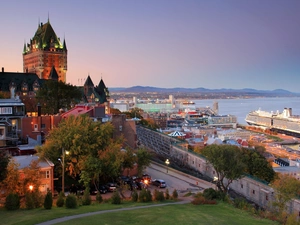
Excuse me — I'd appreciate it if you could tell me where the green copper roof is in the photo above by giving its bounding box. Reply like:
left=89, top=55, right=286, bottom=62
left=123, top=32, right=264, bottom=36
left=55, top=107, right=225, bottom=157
left=33, top=21, right=62, bottom=49
left=84, top=75, right=94, bottom=87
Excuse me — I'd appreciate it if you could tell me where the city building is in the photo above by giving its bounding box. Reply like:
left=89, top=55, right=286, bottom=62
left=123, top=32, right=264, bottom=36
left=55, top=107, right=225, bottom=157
left=13, top=155, right=54, bottom=195
left=23, top=19, right=67, bottom=82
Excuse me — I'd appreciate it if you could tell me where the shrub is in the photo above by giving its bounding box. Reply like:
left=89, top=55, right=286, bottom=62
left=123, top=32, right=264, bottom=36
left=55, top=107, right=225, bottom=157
left=5, top=193, right=20, bottom=210
left=65, top=194, right=78, bottom=208
left=146, top=189, right=152, bottom=202
left=154, top=189, right=164, bottom=201
left=139, top=189, right=152, bottom=202
left=203, top=188, right=218, bottom=200
left=25, top=192, right=35, bottom=209
left=44, top=191, right=53, bottom=209
left=111, top=191, right=121, bottom=204
left=131, top=190, right=138, bottom=202
left=234, top=197, right=250, bottom=210
left=56, top=192, right=65, bottom=207
left=96, top=192, right=103, bottom=203
left=82, top=189, right=91, bottom=205
left=192, top=195, right=217, bottom=205
left=165, top=189, right=170, bottom=200
left=172, top=189, right=178, bottom=199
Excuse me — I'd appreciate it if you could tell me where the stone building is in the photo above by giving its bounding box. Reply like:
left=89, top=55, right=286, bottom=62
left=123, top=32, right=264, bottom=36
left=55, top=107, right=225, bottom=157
left=23, top=19, right=67, bottom=82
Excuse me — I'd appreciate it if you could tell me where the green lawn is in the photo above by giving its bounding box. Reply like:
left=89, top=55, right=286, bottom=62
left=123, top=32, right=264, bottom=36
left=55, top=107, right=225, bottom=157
left=0, top=201, right=279, bottom=225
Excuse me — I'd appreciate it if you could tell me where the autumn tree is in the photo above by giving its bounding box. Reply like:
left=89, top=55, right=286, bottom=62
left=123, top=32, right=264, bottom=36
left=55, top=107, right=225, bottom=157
left=0, top=160, right=20, bottom=197
left=271, top=174, right=300, bottom=217
left=35, top=80, right=82, bottom=114
left=0, top=151, right=10, bottom=182
left=201, top=144, right=246, bottom=193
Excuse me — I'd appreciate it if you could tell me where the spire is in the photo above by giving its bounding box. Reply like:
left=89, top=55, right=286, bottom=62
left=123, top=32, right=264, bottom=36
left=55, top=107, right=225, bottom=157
left=48, top=66, right=59, bottom=81
left=23, top=41, right=27, bottom=54
left=48, top=12, right=50, bottom=23
left=84, top=75, right=94, bottom=87
left=63, top=38, right=67, bottom=51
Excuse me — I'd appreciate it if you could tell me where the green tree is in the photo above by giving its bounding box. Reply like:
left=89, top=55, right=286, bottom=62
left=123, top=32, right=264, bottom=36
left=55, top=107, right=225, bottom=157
left=241, top=147, right=276, bottom=183
left=36, top=80, right=82, bottom=114
left=136, top=148, right=151, bottom=177
left=271, top=174, right=300, bottom=216
left=202, top=144, right=246, bottom=193
left=38, top=114, right=135, bottom=188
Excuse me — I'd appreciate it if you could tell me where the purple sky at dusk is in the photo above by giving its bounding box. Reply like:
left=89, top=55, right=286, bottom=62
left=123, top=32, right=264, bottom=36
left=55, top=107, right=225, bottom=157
left=0, top=0, right=299, bottom=92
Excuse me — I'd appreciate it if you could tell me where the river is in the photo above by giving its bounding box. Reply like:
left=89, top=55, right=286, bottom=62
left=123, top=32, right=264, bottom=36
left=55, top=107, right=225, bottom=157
left=192, top=97, right=300, bottom=125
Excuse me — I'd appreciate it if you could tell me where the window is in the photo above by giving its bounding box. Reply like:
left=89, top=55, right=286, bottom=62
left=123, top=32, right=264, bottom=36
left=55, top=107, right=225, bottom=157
left=252, top=190, right=255, bottom=194
left=41, top=124, right=46, bottom=129
left=241, top=184, right=243, bottom=189
left=46, top=170, right=50, bottom=179
left=266, top=195, right=268, bottom=201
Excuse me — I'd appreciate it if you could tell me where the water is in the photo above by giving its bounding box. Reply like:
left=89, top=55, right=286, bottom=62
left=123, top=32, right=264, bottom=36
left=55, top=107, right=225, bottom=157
left=192, top=97, right=300, bottom=125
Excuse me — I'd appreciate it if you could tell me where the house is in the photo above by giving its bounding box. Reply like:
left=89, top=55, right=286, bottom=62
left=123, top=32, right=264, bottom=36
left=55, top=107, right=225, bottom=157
left=13, top=155, right=54, bottom=195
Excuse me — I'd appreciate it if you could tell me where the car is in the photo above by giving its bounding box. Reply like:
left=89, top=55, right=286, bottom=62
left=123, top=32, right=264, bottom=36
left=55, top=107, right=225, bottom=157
left=152, top=179, right=166, bottom=188
left=106, top=183, right=118, bottom=192
left=118, top=176, right=131, bottom=185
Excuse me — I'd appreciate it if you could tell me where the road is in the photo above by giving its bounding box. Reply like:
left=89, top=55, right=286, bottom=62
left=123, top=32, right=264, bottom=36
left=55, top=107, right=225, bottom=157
left=145, top=162, right=215, bottom=195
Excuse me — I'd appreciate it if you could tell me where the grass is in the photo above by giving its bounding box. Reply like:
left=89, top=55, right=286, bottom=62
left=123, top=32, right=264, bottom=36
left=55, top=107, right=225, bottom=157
left=0, top=200, right=279, bottom=225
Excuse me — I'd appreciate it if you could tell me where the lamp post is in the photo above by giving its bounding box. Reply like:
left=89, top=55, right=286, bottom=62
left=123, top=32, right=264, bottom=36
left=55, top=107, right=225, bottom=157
left=165, top=159, right=170, bottom=173
left=29, top=185, right=33, bottom=193
left=58, top=149, right=69, bottom=194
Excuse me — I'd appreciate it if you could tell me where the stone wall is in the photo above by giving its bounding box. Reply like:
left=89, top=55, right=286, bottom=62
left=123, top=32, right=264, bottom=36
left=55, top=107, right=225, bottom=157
left=137, top=126, right=300, bottom=215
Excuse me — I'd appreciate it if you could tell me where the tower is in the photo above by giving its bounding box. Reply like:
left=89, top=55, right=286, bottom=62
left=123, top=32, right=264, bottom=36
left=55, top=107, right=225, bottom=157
left=23, top=19, right=67, bottom=82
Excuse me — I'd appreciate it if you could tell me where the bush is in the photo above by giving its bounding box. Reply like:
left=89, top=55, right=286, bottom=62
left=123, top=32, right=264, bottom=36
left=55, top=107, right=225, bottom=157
left=172, top=189, right=178, bottom=200
left=65, top=194, right=78, bottom=208
left=192, top=195, right=217, bottom=205
left=131, top=190, right=138, bottom=202
left=82, top=189, right=91, bottom=205
left=56, top=192, right=65, bottom=207
left=25, top=192, right=35, bottom=209
left=5, top=193, right=20, bottom=210
left=234, top=197, right=250, bottom=210
left=165, top=189, right=170, bottom=200
left=111, top=191, right=121, bottom=204
left=203, top=188, right=218, bottom=200
left=96, top=192, right=103, bottom=203
left=139, top=189, right=152, bottom=202
left=146, top=189, right=152, bottom=202
left=44, top=191, right=53, bottom=209
left=155, top=190, right=165, bottom=202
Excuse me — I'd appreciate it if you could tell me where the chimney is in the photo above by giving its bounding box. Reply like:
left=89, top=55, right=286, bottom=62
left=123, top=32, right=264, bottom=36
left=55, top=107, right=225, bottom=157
left=1, top=67, right=3, bottom=72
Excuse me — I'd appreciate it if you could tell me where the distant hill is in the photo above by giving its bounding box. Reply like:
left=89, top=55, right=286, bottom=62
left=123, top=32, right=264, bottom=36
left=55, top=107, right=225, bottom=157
left=109, top=86, right=299, bottom=96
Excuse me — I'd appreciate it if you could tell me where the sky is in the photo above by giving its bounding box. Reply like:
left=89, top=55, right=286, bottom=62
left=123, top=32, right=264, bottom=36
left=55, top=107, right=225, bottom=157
left=0, top=0, right=299, bottom=92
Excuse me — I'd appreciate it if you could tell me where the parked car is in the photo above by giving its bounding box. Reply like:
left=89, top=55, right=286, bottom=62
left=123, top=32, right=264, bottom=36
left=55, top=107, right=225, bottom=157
left=118, top=176, right=131, bottom=185
left=152, top=179, right=166, bottom=188
left=106, top=183, right=118, bottom=192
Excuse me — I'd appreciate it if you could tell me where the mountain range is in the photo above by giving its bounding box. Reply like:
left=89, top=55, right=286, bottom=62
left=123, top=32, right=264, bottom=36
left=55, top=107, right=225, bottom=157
left=109, top=86, right=299, bottom=96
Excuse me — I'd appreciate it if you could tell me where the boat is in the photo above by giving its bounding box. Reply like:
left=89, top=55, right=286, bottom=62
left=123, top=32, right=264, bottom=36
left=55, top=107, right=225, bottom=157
left=182, top=101, right=195, bottom=105
left=245, top=108, right=300, bottom=137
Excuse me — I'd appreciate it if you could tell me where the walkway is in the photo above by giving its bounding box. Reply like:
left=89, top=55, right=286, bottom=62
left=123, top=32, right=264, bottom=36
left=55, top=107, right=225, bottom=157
left=36, top=198, right=192, bottom=225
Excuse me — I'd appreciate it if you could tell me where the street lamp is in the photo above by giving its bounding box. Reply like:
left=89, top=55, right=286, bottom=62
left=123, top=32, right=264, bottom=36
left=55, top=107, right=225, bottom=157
left=165, top=159, right=170, bottom=173
left=29, top=185, right=33, bottom=193
left=58, top=149, right=69, bottom=194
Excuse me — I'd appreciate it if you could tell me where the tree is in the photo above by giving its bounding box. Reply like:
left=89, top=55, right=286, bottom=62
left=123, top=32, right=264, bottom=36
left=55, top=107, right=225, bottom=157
left=136, top=148, right=151, bottom=177
left=0, top=160, right=21, bottom=198
left=201, top=144, right=246, bottom=193
left=0, top=151, right=10, bottom=182
left=271, top=174, right=300, bottom=216
left=241, top=147, right=276, bottom=183
left=38, top=114, right=134, bottom=188
left=36, top=80, right=82, bottom=114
